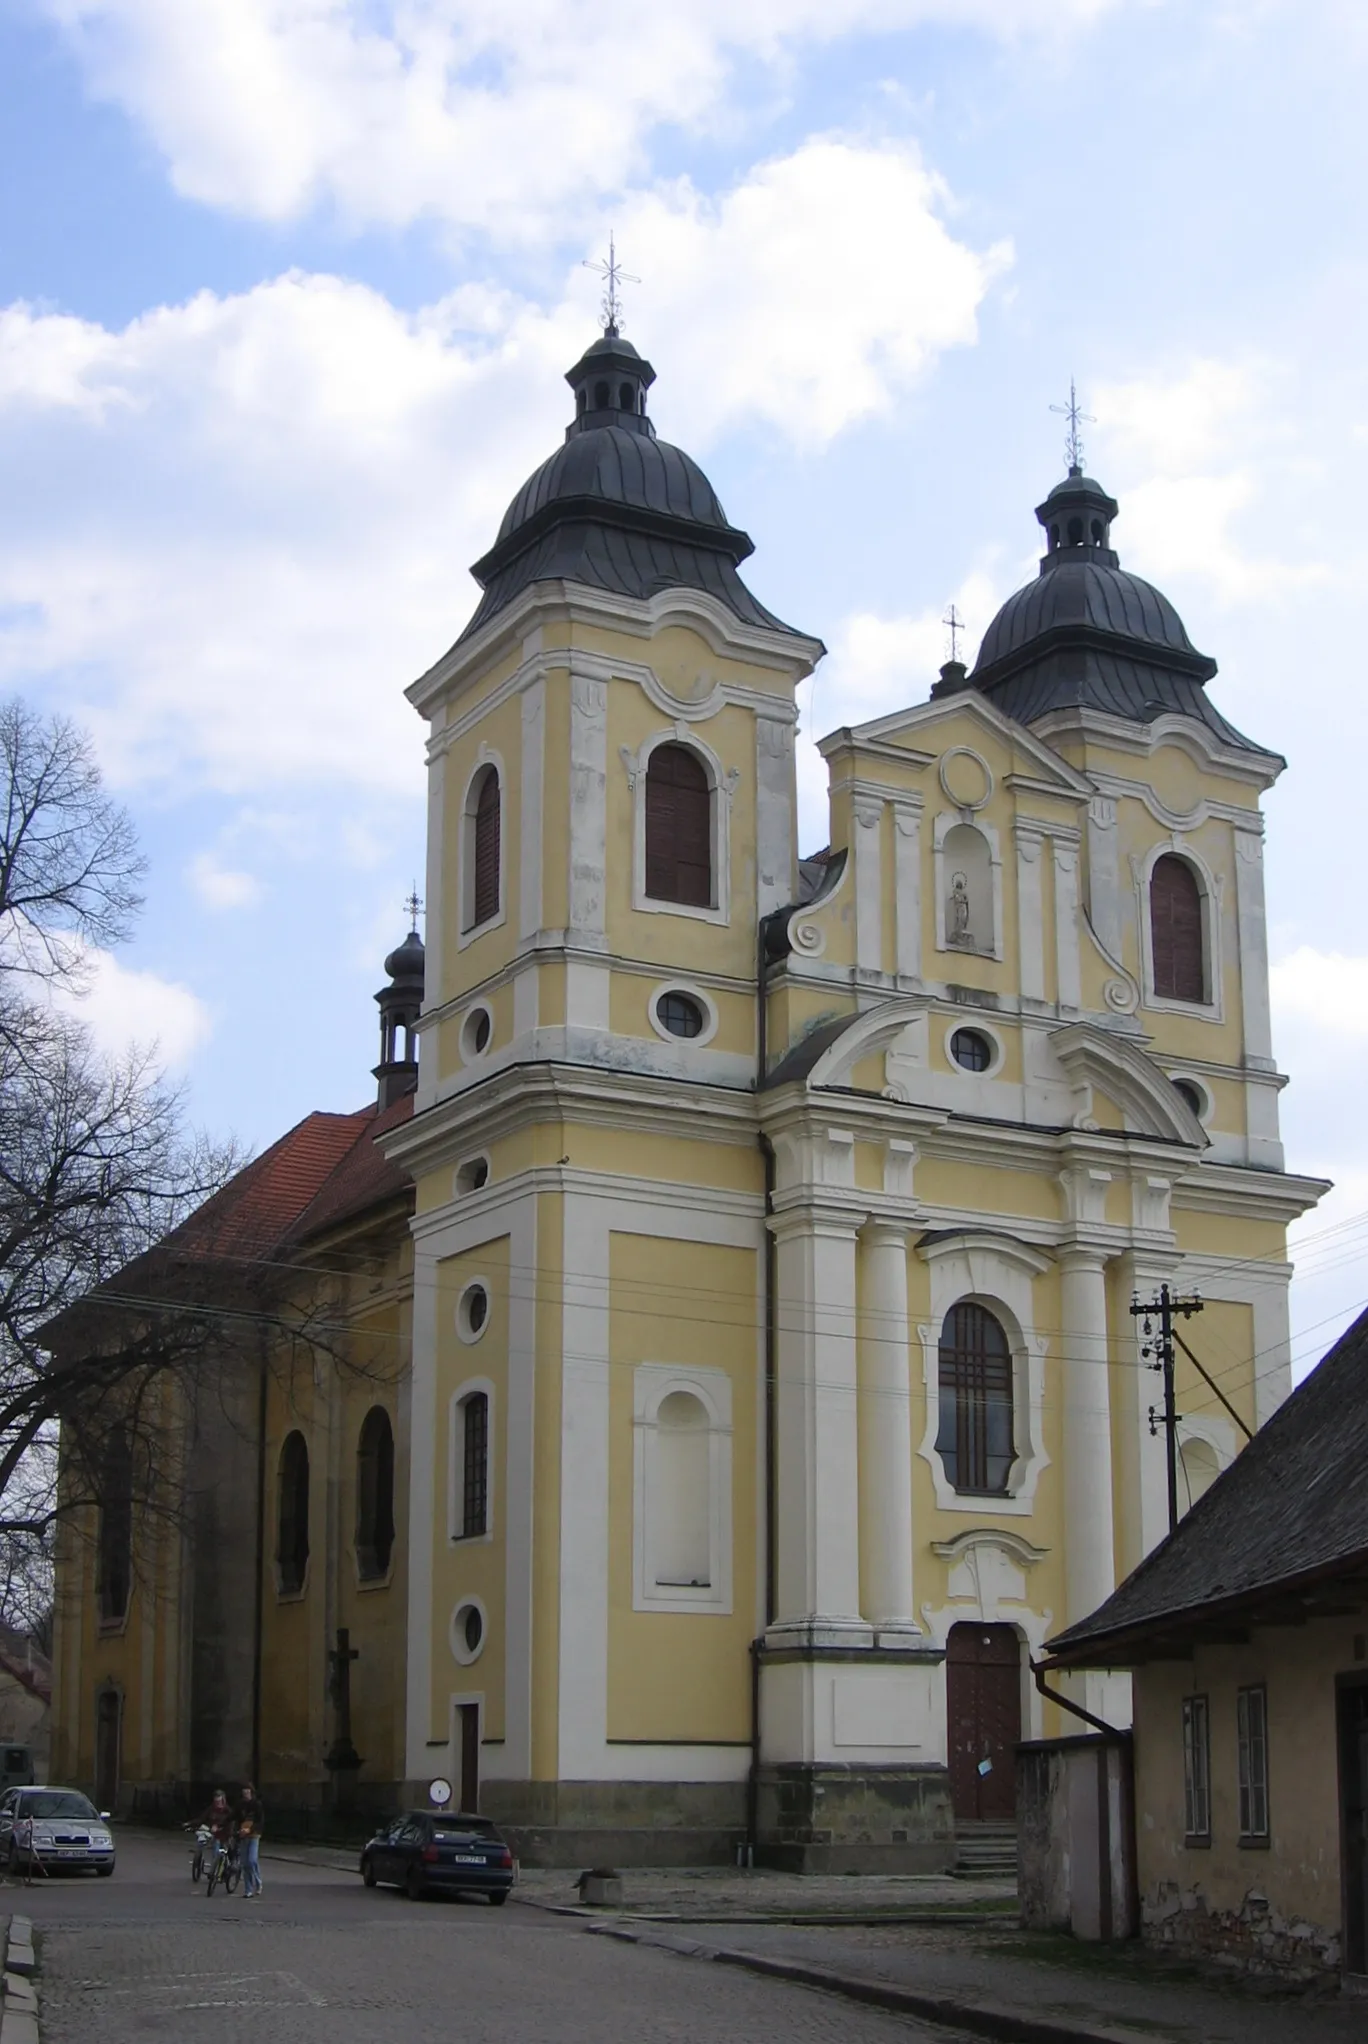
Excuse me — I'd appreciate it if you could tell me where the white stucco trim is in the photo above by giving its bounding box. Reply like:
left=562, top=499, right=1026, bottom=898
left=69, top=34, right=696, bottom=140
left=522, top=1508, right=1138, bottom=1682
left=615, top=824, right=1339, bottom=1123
left=455, top=1278, right=492, bottom=1345
left=632, top=1364, right=734, bottom=1615
left=456, top=745, right=508, bottom=949
left=622, top=722, right=736, bottom=926
left=519, top=677, right=545, bottom=941
left=932, top=808, right=1004, bottom=962
left=646, top=980, right=719, bottom=1048
left=915, top=1233, right=1052, bottom=1515
left=1134, top=836, right=1225, bottom=1023
left=449, top=1594, right=489, bottom=1666
left=944, top=1016, right=1005, bottom=1079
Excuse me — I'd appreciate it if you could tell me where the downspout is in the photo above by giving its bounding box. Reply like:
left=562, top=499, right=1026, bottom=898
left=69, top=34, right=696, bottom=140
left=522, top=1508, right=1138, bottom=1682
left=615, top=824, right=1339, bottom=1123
left=251, top=1340, right=268, bottom=1790
left=1030, top=1657, right=1128, bottom=1739
left=747, top=915, right=782, bottom=1864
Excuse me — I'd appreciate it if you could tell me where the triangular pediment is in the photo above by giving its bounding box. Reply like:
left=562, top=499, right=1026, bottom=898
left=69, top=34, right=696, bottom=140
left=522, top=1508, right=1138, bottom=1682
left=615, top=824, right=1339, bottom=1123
left=820, top=687, right=1092, bottom=801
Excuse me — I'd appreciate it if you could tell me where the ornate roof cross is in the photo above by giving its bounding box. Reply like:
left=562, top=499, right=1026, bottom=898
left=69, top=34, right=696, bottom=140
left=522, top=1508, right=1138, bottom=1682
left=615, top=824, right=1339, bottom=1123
left=582, top=233, right=639, bottom=336
left=943, top=603, right=965, bottom=664
left=1050, top=377, right=1095, bottom=474
left=404, top=885, right=423, bottom=932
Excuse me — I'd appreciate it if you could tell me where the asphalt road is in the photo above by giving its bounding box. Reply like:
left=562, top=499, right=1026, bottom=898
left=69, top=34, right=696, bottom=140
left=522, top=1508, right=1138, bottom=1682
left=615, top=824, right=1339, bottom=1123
left=12, top=1829, right=950, bottom=2043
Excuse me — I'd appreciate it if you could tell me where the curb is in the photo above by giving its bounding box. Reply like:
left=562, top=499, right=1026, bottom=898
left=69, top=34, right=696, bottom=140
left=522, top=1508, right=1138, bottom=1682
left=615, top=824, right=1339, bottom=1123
left=589, top=1922, right=1162, bottom=2044
left=1, top=1915, right=38, bottom=2044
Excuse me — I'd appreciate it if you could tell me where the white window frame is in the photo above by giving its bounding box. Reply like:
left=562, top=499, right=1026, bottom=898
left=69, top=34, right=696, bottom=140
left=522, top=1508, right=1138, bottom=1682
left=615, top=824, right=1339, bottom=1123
left=1237, top=1682, right=1270, bottom=1843
left=458, top=745, right=507, bottom=947
left=1137, top=839, right=1223, bottom=1022
left=448, top=1376, right=496, bottom=1545
left=915, top=1234, right=1051, bottom=1514
left=622, top=725, right=736, bottom=927
left=632, top=1363, right=733, bottom=1614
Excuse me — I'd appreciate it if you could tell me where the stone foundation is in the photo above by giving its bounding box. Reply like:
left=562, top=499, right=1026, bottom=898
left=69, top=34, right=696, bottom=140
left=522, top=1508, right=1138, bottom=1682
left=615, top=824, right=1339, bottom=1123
left=1143, top=1881, right=1341, bottom=1982
left=755, top=1763, right=955, bottom=1874
left=477, top=1778, right=748, bottom=1868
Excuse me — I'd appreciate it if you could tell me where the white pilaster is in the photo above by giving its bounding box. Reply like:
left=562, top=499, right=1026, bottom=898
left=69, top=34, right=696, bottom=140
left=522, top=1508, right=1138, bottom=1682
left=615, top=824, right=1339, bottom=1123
left=519, top=675, right=545, bottom=940
left=756, top=714, right=796, bottom=920
left=893, top=802, right=922, bottom=984
left=1016, top=826, right=1046, bottom=1002
left=1234, top=825, right=1275, bottom=1065
left=769, top=1209, right=870, bottom=1642
left=1053, top=837, right=1082, bottom=1012
left=1058, top=1243, right=1116, bottom=1622
left=1086, top=795, right=1123, bottom=962
left=853, top=797, right=885, bottom=977
left=857, top=1222, right=918, bottom=1638
left=568, top=667, right=608, bottom=945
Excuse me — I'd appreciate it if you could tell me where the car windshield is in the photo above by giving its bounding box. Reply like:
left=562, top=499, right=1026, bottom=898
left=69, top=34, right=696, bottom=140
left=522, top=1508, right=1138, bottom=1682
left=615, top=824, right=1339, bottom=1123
left=433, top=1822, right=496, bottom=1841
left=19, top=1792, right=99, bottom=1821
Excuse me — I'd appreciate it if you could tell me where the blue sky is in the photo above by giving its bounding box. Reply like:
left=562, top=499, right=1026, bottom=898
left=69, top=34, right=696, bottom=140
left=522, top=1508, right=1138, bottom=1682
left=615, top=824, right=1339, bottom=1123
left=2, top=0, right=1366, bottom=1369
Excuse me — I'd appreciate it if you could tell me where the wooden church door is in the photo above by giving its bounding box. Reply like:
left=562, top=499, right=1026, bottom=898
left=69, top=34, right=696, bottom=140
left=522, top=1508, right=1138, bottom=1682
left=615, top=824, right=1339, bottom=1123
left=946, top=1624, right=1021, bottom=1821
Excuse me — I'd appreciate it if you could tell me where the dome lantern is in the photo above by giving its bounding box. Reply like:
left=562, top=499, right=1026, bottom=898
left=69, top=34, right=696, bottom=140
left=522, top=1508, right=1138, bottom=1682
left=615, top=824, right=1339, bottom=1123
left=564, top=333, right=657, bottom=443
left=374, top=911, right=425, bottom=1110
left=1035, top=466, right=1120, bottom=566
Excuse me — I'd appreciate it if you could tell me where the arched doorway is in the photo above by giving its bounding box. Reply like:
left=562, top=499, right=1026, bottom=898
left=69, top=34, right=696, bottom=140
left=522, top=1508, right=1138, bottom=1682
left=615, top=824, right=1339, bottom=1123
left=945, top=1623, right=1021, bottom=1820
left=95, top=1688, right=122, bottom=1814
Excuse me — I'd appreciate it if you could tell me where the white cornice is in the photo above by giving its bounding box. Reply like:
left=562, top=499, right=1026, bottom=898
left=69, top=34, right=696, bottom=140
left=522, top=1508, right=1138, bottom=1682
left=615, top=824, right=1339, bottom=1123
left=1029, top=707, right=1284, bottom=789
left=821, top=691, right=1093, bottom=802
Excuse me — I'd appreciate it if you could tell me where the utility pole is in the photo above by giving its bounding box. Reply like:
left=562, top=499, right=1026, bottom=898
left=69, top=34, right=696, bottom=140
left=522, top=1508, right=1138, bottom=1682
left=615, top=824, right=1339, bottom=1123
left=1130, top=1283, right=1205, bottom=1536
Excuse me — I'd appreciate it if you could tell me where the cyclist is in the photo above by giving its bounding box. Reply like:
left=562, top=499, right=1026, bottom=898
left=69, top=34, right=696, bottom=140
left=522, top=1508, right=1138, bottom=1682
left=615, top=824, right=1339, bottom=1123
left=236, top=1782, right=264, bottom=1900
left=198, top=1789, right=234, bottom=1885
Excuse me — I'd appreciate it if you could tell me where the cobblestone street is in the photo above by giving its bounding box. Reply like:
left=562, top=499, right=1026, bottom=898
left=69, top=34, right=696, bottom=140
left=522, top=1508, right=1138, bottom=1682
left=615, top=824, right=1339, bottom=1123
left=18, top=1831, right=953, bottom=2043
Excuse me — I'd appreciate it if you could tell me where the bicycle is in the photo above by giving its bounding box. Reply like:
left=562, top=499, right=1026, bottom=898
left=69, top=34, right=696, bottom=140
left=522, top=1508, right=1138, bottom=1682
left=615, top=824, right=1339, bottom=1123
left=204, top=1834, right=240, bottom=1896
left=187, top=1823, right=212, bottom=1885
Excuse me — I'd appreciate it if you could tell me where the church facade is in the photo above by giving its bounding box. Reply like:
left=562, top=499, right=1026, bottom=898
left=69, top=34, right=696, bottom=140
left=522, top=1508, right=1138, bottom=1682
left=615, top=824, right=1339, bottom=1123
left=50, top=323, right=1326, bottom=1868
left=378, top=327, right=1324, bottom=1864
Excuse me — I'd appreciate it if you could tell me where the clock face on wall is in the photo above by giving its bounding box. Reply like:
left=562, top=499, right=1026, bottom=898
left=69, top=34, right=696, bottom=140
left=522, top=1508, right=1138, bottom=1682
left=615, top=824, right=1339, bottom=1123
left=428, top=1777, right=453, bottom=1807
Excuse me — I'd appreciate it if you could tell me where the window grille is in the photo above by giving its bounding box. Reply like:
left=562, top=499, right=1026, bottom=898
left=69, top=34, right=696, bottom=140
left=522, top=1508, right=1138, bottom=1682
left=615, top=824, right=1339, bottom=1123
left=470, top=768, right=501, bottom=928
left=461, top=1392, right=489, bottom=1538
left=644, top=745, right=711, bottom=907
left=1237, top=1684, right=1269, bottom=1840
left=1150, top=855, right=1204, bottom=1002
left=1183, top=1694, right=1211, bottom=1841
left=936, top=1301, right=1014, bottom=1494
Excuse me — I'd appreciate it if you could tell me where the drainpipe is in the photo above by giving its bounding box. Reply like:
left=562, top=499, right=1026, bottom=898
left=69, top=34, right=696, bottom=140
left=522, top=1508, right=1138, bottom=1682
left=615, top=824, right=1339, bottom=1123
left=1029, top=1657, right=1128, bottom=1739
left=747, top=917, right=783, bottom=1865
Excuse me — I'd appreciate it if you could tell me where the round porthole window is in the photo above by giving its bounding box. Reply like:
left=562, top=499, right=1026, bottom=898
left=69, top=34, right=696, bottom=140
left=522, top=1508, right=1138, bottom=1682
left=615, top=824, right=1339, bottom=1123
left=1173, top=1077, right=1205, bottom=1119
left=458, top=1282, right=489, bottom=1342
left=451, top=1598, right=487, bottom=1666
left=461, top=1006, right=492, bottom=1060
left=656, top=990, right=705, bottom=1039
left=950, top=1027, right=993, bottom=1073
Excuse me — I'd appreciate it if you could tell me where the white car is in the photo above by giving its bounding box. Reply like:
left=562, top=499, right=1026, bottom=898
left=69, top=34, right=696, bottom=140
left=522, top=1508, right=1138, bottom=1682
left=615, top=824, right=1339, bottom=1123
left=0, top=1786, right=115, bottom=1875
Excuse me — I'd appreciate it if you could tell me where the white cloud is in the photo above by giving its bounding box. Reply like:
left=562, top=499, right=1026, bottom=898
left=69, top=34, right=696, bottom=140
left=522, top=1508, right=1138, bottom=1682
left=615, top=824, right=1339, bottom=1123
left=0, top=141, right=1003, bottom=799
left=1270, top=945, right=1368, bottom=1039
left=50, top=947, right=212, bottom=1068
left=41, top=0, right=1117, bottom=237
left=187, top=853, right=263, bottom=911
left=1092, top=358, right=1328, bottom=604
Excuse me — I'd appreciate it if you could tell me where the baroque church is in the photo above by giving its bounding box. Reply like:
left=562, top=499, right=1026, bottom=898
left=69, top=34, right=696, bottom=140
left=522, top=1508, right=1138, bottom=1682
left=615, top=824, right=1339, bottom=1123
left=49, top=320, right=1326, bottom=1868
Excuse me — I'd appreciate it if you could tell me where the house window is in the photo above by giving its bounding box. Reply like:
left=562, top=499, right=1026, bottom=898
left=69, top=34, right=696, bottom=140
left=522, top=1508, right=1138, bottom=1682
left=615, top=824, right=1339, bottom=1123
left=936, top=1302, right=1014, bottom=1495
left=464, top=764, right=501, bottom=931
left=644, top=744, right=711, bottom=907
left=277, top=1431, right=310, bottom=1594
left=1183, top=1694, right=1211, bottom=1843
left=1237, top=1684, right=1269, bottom=1842
left=1150, top=855, right=1204, bottom=1002
left=355, top=1406, right=395, bottom=1580
left=459, top=1392, right=489, bottom=1539
left=97, top=1426, right=134, bottom=1625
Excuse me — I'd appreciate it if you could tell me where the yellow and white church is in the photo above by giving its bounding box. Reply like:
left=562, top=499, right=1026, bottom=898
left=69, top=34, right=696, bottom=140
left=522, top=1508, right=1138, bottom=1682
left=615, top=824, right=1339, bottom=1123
left=51, top=321, right=1327, bottom=1868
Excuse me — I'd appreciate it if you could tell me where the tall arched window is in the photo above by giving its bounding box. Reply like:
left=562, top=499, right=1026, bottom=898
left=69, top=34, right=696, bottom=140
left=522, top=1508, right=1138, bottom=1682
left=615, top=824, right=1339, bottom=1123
left=652, top=1391, right=711, bottom=1587
left=277, top=1431, right=310, bottom=1593
left=464, top=765, right=501, bottom=931
left=97, top=1426, right=134, bottom=1625
left=645, top=744, right=711, bottom=908
left=459, top=1392, right=489, bottom=1539
left=937, top=1303, right=1014, bottom=1495
left=1150, top=854, right=1204, bottom=1002
left=356, top=1407, right=395, bottom=1580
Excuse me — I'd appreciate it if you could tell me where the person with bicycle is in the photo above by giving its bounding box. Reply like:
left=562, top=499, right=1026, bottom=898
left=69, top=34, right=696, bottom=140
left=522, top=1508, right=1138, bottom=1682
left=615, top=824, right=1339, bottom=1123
left=236, top=1782, right=264, bottom=1900
left=198, top=1789, right=233, bottom=1890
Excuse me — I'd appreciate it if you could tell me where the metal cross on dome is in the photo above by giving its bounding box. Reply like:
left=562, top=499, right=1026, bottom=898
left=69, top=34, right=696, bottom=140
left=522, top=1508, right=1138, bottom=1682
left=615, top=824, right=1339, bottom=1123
left=943, top=603, right=964, bottom=663
left=1050, top=377, right=1095, bottom=474
left=582, top=233, right=639, bottom=337
left=404, top=886, right=423, bottom=932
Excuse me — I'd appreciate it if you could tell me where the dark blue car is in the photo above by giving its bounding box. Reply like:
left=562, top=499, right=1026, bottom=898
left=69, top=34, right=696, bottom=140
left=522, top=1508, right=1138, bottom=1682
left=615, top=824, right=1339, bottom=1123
left=360, top=1811, right=514, bottom=1903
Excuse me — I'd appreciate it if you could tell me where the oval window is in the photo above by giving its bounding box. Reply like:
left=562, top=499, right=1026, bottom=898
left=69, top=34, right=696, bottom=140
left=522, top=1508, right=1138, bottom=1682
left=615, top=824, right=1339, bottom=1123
left=1173, top=1078, right=1204, bottom=1118
left=458, top=1283, right=489, bottom=1341
left=657, top=991, right=705, bottom=1039
left=950, top=1027, right=993, bottom=1073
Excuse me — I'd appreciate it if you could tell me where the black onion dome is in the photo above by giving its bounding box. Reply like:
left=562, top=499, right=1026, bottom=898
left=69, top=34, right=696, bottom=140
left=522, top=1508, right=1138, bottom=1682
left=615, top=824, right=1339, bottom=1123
left=458, top=331, right=804, bottom=643
left=383, top=928, right=425, bottom=986
left=959, top=465, right=1269, bottom=754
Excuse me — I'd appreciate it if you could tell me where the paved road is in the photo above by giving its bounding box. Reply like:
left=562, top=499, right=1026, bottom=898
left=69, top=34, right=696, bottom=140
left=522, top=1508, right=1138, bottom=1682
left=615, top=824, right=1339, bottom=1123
left=14, top=1830, right=950, bottom=2043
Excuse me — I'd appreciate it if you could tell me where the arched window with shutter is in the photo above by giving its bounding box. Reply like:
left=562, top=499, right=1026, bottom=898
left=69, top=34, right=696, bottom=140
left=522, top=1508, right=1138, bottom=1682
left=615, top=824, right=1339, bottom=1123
left=356, top=1407, right=395, bottom=1580
left=277, top=1431, right=310, bottom=1593
left=463, top=764, right=502, bottom=932
left=1150, top=854, right=1205, bottom=1003
left=936, top=1302, right=1015, bottom=1495
left=644, top=744, right=712, bottom=908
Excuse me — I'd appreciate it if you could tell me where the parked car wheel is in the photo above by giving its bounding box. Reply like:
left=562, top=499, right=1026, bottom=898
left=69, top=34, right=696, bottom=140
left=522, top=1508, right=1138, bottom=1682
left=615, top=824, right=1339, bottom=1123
left=361, top=1855, right=377, bottom=1887
left=404, top=1865, right=426, bottom=1902
left=96, top=1864, right=114, bottom=1877
left=489, top=1890, right=509, bottom=1906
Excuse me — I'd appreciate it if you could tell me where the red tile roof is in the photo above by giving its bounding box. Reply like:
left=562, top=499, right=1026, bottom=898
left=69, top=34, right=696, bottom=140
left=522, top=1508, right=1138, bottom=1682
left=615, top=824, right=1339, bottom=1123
left=287, top=1092, right=414, bottom=1244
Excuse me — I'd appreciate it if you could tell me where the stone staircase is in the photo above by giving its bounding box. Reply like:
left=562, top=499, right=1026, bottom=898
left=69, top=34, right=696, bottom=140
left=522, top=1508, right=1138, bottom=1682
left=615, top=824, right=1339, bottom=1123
left=952, top=1820, right=1018, bottom=1880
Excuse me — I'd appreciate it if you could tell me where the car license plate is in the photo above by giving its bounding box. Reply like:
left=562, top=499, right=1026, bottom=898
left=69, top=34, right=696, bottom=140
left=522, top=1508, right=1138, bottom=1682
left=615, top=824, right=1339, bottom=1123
left=450, top=1854, right=486, bottom=1864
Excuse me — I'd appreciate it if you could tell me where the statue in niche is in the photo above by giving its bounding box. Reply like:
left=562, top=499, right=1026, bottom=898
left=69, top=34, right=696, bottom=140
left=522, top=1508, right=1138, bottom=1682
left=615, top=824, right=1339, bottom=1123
left=948, top=870, right=973, bottom=947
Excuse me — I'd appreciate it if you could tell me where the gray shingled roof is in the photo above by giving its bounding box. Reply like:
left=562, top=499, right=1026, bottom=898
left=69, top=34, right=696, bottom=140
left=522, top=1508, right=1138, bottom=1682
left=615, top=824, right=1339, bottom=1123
left=1048, top=1305, right=1368, bottom=1665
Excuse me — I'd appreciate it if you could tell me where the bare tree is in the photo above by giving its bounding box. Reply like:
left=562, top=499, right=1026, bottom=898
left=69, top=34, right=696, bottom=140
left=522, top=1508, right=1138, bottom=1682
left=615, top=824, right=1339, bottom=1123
left=0, top=698, right=145, bottom=984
